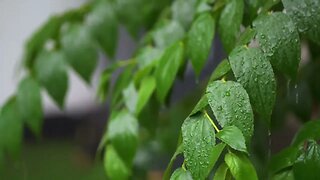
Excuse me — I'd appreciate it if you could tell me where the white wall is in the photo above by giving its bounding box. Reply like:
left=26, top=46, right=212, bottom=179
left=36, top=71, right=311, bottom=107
left=0, top=0, right=107, bottom=115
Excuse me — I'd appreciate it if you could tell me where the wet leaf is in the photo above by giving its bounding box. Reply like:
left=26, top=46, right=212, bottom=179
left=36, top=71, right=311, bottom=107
left=206, top=81, right=254, bottom=142
left=253, top=12, right=300, bottom=79
left=209, top=59, right=231, bottom=82
left=187, top=12, right=215, bottom=76
left=136, top=76, right=156, bottom=115
left=229, top=46, right=276, bottom=122
left=217, top=125, right=247, bottom=153
left=282, top=0, right=320, bottom=44
left=182, top=113, right=225, bottom=179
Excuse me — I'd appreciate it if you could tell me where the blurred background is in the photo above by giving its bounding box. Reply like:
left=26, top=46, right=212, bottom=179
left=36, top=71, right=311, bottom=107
left=1, top=0, right=319, bottom=180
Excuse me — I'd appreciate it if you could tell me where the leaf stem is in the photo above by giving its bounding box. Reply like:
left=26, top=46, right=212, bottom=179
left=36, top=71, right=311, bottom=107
left=182, top=161, right=187, bottom=171
left=203, top=111, right=220, bottom=132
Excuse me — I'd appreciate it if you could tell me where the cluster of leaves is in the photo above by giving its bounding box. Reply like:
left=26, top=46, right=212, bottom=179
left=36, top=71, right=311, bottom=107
left=1, top=0, right=320, bottom=179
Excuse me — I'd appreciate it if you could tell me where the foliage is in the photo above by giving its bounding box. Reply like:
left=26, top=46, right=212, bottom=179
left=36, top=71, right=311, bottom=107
left=1, top=0, right=320, bottom=179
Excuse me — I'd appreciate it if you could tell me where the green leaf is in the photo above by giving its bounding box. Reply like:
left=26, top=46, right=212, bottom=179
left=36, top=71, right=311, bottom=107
left=293, top=140, right=320, bottom=180
left=218, top=0, right=244, bottom=53
left=190, top=95, right=208, bottom=116
left=123, top=83, right=138, bottom=114
left=17, top=76, right=43, bottom=136
left=182, top=113, right=225, bottom=179
left=104, top=145, right=130, bottom=180
left=229, top=46, right=276, bottom=121
left=271, top=170, right=294, bottom=180
left=136, top=46, right=163, bottom=68
left=171, top=0, right=198, bottom=29
left=209, top=59, right=231, bottom=82
left=292, top=120, right=320, bottom=147
left=152, top=20, right=185, bottom=49
left=213, top=163, right=229, bottom=180
left=282, top=0, right=320, bottom=44
left=269, top=147, right=299, bottom=174
left=253, top=12, right=300, bottom=79
left=111, top=65, right=134, bottom=107
left=155, top=42, right=184, bottom=103
left=34, top=50, right=68, bottom=108
left=136, top=76, right=156, bottom=115
left=206, top=81, right=254, bottom=142
left=170, top=168, right=193, bottom=180
left=107, top=110, right=138, bottom=165
left=86, top=0, right=118, bottom=58
left=97, top=65, right=117, bottom=102
left=187, top=12, right=215, bottom=76
left=61, top=24, right=98, bottom=83
left=225, top=152, right=258, bottom=180
left=217, top=125, right=247, bottom=153
left=236, top=27, right=256, bottom=46
left=23, top=16, right=62, bottom=69
left=164, top=144, right=184, bottom=180
left=0, top=98, right=23, bottom=157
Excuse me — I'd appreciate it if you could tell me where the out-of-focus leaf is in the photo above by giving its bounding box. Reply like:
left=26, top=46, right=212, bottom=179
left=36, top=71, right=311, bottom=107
left=136, top=76, right=156, bottom=115
left=217, top=125, right=247, bottom=153
left=61, top=24, right=98, bottom=83
left=172, top=0, right=198, bottom=29
left=17, top=77, right=43, bottom=136
left=97, top=64, right=117, bottom=102
left=24, top=16, right=62, bottom=69
left=292, top=120, right=320, bottom=147
left=236, top=28, right=256, bottom=46
left=282, top=0, right=320, bottom=44
left=206, top=81, right=254, bottom=142
left=104, top=145, right=130, bottom=180
left=136, top=46, right=163, bottom=68
left=225, top=152, right=258, bottom=180
left=213, top=163, right=229, bottom=180
left=271, top=170, right=294, bottom=180
left=170, top=168, right=193, bottom=180
left=34, top=50, right=68, bottom=108
left=229, top=46, right=276, bottom=122
left=155, top=42, right=184, bottom=103
left=218, top=0, right=244, bottom=53
left=209, top=59, right=231, bottom=82
left=187, top=12, right=215, bottom=76
left=293, top=140, right=320, bottom=180
left=152, top=20, right=185, bottom=49
left=269, top=147, right=299, bottom=174
left=253, top=12, right=300, bottom=79
left=86, top=0, right=118, bottom=58
left=111, top=65, right=134, bottom=107
left=123, top=83, right=138, bottom=114
left=190, top=95, right=208, bottom=116
left=0, top=98, right=23, bottom=157
left=164, top=144, right=183, bottom=180
left=107, top=110, right=138, bottom=165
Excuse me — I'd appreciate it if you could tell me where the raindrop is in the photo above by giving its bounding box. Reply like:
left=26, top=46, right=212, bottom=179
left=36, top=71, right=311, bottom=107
left=225, top=91, right=230, bottom=96
left=295, top=84, right=299, bottom=104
